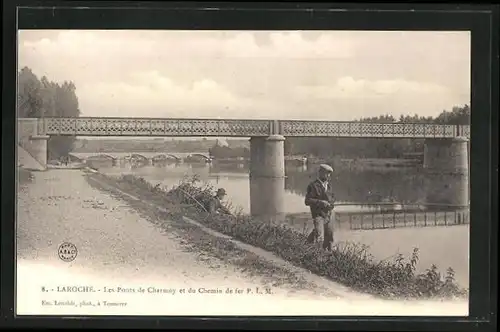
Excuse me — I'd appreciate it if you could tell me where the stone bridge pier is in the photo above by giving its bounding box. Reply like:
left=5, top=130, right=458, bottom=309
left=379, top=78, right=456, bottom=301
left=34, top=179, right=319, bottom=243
left=24, top=135, right=50, bottom=168
left=17, top=118, right=50, bottom=171
left=249, top=135, right=286, bottom=223
left=423, top=137, right=469, bottom=221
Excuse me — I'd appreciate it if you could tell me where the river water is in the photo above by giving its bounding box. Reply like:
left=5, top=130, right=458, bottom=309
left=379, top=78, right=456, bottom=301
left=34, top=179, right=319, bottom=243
left=90, top=159, right=429, bottom=215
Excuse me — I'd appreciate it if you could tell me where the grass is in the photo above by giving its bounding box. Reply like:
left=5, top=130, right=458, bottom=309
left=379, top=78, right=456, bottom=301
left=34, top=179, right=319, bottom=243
left=90, top=172, right=468, bottom=300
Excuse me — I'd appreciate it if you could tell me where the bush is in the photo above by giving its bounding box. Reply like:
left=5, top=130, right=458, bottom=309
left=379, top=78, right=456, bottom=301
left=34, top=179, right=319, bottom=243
left=94, top=172, right=469, bottom=300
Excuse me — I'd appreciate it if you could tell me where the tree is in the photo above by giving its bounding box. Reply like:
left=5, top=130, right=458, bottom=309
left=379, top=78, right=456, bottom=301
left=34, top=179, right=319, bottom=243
left=17, top=67, right=43, bottom=117
left=434, top=104, right=470, bottom=125
left=17, top=67, right=81, bottom=159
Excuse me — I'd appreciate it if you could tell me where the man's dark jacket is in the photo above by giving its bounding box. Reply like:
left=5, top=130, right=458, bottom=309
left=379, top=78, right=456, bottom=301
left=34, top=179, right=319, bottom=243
left=305, top=179, right=334, bottom=219
left=204, top=196, right=231, bottom=215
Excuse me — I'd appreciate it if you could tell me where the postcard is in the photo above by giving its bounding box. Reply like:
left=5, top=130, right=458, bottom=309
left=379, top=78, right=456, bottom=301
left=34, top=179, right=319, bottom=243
left=16, top=29, right=470, bottom=316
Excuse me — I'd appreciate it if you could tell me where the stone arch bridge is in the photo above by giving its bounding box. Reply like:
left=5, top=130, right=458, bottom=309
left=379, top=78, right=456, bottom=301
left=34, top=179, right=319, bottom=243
left=69, top=152, right=211, bottom=163
left=18, top=117, right=470, bottom=222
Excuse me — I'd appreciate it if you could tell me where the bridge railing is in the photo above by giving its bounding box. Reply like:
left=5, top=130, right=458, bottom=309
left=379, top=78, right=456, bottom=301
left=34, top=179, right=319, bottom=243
left=23, top=117, right=470, bottom=139
left=279, top=120, right=463, bottom=138
left=37, top=117, right=275, bottom=137
left=333, top=203, right=470, bottom=230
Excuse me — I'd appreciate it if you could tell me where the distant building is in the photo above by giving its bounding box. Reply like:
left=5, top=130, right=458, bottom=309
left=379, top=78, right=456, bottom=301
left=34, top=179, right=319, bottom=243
left=215, top=138, right=229, bottom=148
left=209, top=139, right=249, bottom=159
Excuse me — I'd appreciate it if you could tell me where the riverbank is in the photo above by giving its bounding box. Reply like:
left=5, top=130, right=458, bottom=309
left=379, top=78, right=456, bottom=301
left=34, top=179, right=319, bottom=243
left=47, top=163, right=86, bottom=169
left=16, top=169, right=468, bottom=316
left=90, top=172, right=468, bottom=300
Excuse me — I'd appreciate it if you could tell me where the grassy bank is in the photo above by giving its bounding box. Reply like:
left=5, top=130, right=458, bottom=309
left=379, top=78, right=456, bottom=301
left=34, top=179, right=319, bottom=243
left=89, top=172, right=468, bottom=300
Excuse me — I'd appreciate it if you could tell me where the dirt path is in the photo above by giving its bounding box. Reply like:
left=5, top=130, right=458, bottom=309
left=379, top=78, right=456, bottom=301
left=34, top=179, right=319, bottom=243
left=17, top=170, right=322, bottom=292
left=16, top=169, right=468, bottom=316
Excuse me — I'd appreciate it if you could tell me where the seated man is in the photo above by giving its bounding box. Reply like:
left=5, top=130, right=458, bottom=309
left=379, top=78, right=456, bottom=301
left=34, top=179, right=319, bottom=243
left=205, top=188, right=232, bottom=215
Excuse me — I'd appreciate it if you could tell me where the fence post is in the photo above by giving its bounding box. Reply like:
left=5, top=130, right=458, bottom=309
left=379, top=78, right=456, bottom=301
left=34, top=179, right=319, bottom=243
left=434, top=211, right=437, bottom=226
left=424, top=211, right=427, bottom=227
left=371, top=213, right=375, bottom=229
left=382, top=214, right=385, bottom=228
left=444, top=212, right=447, bottom=226
left=414, top=212, right=417, bottom=227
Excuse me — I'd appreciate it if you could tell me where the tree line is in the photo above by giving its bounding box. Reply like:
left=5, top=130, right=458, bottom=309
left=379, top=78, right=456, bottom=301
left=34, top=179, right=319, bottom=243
left=18, top=67, right=81, bottom=159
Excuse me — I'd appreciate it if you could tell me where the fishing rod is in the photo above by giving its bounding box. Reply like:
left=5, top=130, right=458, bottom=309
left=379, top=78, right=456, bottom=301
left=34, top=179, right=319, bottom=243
left=175, top=187, right=210, bottom=213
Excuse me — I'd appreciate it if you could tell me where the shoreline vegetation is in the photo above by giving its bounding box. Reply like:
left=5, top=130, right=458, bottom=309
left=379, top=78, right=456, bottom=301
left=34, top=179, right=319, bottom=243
left=87, top=171, right=468, bottom=301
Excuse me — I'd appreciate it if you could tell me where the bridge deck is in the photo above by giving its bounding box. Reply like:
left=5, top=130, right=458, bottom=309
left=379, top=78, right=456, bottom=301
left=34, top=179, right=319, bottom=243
left=19, top=117, right=470, bottom=138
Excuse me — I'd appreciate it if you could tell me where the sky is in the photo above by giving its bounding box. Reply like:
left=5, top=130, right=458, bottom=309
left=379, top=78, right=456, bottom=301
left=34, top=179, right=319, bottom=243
left=18, top=30, right=470, bottom=122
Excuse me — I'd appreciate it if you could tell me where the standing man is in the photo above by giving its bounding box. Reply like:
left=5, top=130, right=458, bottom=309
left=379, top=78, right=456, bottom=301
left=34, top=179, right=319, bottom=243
left=304, top=164, right=335, bottom=251
left=205, top=188, right=232, bottom=215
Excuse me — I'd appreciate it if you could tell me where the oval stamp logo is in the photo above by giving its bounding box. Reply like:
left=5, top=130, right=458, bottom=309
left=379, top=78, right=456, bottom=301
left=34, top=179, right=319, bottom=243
left=58, top=242, right=78, bottom=262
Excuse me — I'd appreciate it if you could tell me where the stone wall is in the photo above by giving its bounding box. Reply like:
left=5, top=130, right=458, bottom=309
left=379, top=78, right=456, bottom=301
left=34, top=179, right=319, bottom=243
left=17, top=118, right=48, bottom=170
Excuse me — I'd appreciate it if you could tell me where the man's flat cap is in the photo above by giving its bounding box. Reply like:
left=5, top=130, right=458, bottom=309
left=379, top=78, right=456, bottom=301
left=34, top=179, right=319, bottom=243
left=319, top=164, right=334, bottom=173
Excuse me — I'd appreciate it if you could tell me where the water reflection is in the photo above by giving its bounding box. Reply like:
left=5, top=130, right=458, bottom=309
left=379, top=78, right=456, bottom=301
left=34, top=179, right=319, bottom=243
left=91, top=159, right=429, bottom=214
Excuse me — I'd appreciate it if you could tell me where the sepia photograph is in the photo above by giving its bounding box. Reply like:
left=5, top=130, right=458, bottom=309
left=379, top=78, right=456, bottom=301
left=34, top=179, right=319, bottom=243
left=16, top=29, right=471, bottom=316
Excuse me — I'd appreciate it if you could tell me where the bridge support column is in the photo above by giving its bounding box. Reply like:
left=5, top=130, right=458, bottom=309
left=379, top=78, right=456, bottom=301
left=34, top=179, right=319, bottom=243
left=249, top=135, right=286, bottom=223
left=423, top=137, right=469, bottom=221
left=28, top=135, right=50, bottom=170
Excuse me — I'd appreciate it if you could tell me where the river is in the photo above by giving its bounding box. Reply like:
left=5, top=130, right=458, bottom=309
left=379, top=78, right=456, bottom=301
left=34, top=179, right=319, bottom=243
left=89, top=159, right=429, bottom=215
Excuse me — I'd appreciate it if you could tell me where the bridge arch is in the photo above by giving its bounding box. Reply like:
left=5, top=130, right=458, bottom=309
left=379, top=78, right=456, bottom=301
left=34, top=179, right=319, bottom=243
left=68, top=153, right=85, bottom=162
left=130, top=153, right=148, bottom=161
left=187, top=153, right=211, bottom=161
left=152, top=153, right=181, bottom=161
left=87, top=153, right=118, bottom=160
